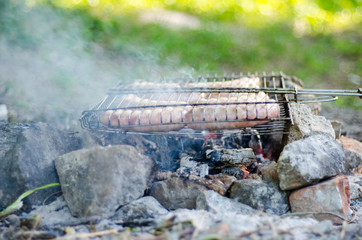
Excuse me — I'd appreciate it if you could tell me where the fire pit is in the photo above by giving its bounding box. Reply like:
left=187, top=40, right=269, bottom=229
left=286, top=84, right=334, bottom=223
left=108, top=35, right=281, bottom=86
left=1, top=74, right=360, bottom=239
left=79, top=72, right=361, bottom=176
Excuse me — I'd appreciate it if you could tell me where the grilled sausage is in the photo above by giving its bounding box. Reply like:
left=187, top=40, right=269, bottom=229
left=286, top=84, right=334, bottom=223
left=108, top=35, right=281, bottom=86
left=186, top=92, right=279, bottom=130
left=100, top=106, right=192, bottom=132
left=100, top=76, right=280, bottom=132
left=186, top=77, right=260, bottom=89
left=130, top=81, right=181, bottom=89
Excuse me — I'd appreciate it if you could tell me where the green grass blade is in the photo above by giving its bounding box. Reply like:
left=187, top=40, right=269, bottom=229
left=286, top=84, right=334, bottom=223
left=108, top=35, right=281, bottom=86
left=0, top=183, right=60, bottom=218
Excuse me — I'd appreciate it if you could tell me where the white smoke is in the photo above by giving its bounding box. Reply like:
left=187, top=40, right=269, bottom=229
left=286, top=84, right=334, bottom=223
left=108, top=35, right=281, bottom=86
left=0, top=2, right=193, bottom=129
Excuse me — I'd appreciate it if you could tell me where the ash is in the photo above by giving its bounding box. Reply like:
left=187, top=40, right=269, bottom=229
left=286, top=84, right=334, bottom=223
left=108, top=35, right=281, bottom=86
left=176, top=131, right=267, bottom=180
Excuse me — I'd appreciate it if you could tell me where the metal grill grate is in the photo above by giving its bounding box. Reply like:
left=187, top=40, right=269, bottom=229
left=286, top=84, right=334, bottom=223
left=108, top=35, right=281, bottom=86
left=80, top=72, right=361, bottom=136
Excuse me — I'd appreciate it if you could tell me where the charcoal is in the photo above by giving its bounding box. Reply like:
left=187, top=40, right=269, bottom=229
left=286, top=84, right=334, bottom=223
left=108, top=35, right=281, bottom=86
left=205, top=147, right=256, bottom=168
left=220, top=134, right=244, bottom=149
left=96, top=133, right=188, bottom=171
left=220, top=167, right=245, bottom=180
left=177, top=153, right=209, bottom=177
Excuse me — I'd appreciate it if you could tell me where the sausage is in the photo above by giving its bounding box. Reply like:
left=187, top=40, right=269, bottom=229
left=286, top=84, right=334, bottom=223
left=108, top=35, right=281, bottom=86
left=99, top=76, right=281, bottom=132
left=130, top=81, right=181, bottom=89
left=186, top=93, right=280, bottom=130
left=140, top=92, right=207, bottom=104
left=186, top=77, right=260, bottom=89
left=101, top=92, right=279, bottom=131
left=100, top=106, right=192, bottom=132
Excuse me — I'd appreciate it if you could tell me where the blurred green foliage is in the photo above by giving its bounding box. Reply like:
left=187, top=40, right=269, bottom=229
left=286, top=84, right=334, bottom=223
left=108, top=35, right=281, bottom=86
left=46, top=0, right=361, bottom=33
left=0, top=0, right=361, bottom=109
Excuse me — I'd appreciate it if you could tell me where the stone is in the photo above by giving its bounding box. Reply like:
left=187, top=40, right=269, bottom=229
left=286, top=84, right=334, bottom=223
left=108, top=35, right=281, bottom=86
left=152, top=171, right=235, bottom=196
left=330, top=120, right=343, bottom=139
left=277, top=134, right=345, bottom=191
left=261, top=161, right=279, bottom=182
left=229, top=179, right=290, bottom=215
left=149, top=177, right=207, bottom=210
left=338, top=136, right=362, bottom=174
left=26, top=197, right=90, bottom=228
left=55, top=145, right=154, bottom=218
left=275, top=219, right=334, bottom=240
left=196, top=190, right=255, bottom=215
left=112, top=196, right=168, bottom=226
left=155, top=209, right=268, bottom=237
left=289, top=175, right=350, bottom=221
left=287, top=103, right=335, bottom=143
left=348, top=175, right=362, bottom=199
left=339, top=136, right=362, bottom=155
left=0, top=104, right=8, bottom=121
left=188, top=174, right=233, bottom=195
left=0, top=122, right=81, bottom=211
left=156, top=209, right=216, bottom=232
left=156, top=208, right=335, bottom=238
left=205, top=174, right=237, bottom=192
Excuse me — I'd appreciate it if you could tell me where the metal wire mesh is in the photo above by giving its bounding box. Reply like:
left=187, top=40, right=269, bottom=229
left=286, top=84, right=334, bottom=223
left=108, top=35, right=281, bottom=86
left=80, top=72, right=293, bottom=136
left=80, top=72, right=361, bottom=136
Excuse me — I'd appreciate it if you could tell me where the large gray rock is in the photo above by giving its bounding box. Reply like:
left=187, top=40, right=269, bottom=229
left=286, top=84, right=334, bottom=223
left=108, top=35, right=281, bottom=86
left=55, top=145, right=154, bottom=218
left=0, top=122, right=80, bottom=211
left=288, top=103, right=335, bottom=143
left=112, top=196, right=168, bottom=226
left=277, top=134, right=345, bottom=191
left=229, top=179, right=290, bottom=215
left=149, top=177, right=207, bottom=210
left=196, top=190, right=255, bottom=215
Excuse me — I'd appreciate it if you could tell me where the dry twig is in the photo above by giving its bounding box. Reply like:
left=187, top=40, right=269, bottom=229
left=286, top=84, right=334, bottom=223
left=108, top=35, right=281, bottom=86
left=56, top=229, right=119, bottom=240
left=281, top=211, right=348, bottom=221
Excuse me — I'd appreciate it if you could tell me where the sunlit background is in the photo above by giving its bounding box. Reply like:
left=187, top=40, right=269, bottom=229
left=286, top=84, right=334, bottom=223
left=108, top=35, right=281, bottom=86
left=30, top=0, right=361, bottom=33
left=0, top=0, right=361, bottom=127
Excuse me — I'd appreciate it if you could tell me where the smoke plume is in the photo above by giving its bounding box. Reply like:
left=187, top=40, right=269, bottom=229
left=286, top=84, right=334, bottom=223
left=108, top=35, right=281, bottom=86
left=0, top=2, right=192, bottom=129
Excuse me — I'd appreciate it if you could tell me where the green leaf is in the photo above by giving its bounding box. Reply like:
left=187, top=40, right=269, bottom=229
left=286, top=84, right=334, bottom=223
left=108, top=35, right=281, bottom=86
left=0, top=183, right=60, bottom=218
